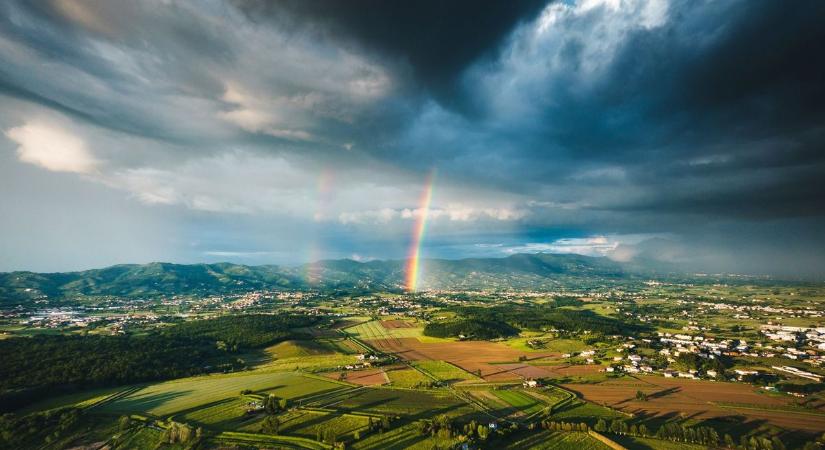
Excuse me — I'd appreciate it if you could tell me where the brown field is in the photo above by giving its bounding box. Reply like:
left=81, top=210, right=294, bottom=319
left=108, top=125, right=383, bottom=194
left=380, top=320, right=416, bottom=329
left=563, top=376, right=825, bottom=431
left=366, top=337, right=559, bottom=381
left=324, top=368, right=388, bottom=386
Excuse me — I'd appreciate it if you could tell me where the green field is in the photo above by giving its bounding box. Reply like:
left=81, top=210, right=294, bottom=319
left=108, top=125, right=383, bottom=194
left=261, top=353, right=358, bottom=372
left=411, top=360, right=480, bottom=383
left=319, top=337, right=363, bottom=354
left=351, top=422, right=460, bottom=450
left=386, top=367, right=433, bottom=388
left=179, top=397, right=251, bottom=428
left=100, top=371, right=343, bottom=416
left=551, top=401, right=626, bottom=424
left=275, top=410, right=370, bottom=439
left=346, top=320, right=425, bottom=340
left=266, top=339, right=335, bottom=358
left=492, top=389, right=546, bottom=416
left=334, top=387, right=477, bottom=418
left=612, top=435, right=708, bottom=450
left=504, top=431, right=612, bottom=449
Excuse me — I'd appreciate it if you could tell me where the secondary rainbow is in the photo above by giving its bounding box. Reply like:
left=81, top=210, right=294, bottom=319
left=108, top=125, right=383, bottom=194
left=405, top=170, right=436, bottom=292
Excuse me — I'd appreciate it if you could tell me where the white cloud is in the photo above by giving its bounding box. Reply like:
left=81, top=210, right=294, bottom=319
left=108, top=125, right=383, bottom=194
left=503, top=234, right=655, bottom=257
left=340, top=205, right=528, bottom=224
left=472, top=0, right=670, bottom=118
left=5, top=122, right=100, bottom=174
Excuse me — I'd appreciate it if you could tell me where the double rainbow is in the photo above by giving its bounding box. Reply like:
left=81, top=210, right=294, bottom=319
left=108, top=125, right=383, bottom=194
left=405, top=170, right=436, bottom=292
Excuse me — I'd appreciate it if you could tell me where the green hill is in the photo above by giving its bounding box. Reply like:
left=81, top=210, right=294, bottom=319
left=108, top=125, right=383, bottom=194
left=0, top=253, right=665, bottom=303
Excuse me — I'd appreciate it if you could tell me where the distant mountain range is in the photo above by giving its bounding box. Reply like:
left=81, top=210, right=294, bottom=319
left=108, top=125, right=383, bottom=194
left=0, top=253, right=678, bottom=304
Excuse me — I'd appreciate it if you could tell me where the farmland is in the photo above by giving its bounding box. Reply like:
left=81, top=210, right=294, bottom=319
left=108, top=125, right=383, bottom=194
left=385, top=366, right=433, bottom=388
left=100, top=371, right=343, bottom=416
left=4, top=280, right=825, bottom=449
left=503, top=431, right=612, bottom=450
left=411, top=360, right=480, bottom=383
left=562, top=377, right=825, bottom=431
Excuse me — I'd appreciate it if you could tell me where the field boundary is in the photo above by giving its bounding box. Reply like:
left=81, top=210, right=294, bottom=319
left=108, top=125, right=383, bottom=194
left=214, top=431, right=331, bottom=449
left=588, top=430, right=628, bottom=450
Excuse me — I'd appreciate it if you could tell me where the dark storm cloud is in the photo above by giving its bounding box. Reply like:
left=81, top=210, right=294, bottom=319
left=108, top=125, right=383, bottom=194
left=233, top=0, right=547, bottom=108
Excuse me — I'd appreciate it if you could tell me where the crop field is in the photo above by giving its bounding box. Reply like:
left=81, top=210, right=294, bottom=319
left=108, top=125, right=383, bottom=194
left=411, top=360, right=480, bottom=383
left=346, top=320, right=426, bottom=341
left=492, top=389, right=546, bottom=416
left=115, top=427, right=165, bottom=450
left=550, top=400, right=627, bottom=424
left=351, top=422, right=460, bottom=450
left=319, top=337, right=363, bottom=354
left=505, top=337, right=589, bottom=354
left=503, top=431, right=611, bottom=450
left=324, top=367, right=388, bottom=386
left=213, top=431, right=329, bottom=450
left=562, top=377, right=825, bottom=431
left=261, top=353, right=358, bottom=372
left=179, top=397, right=253, bottom=428
left=100, top=371, right=343, bottom=416
left=332, top=387, right=477, bottom=418
left=242, top=410, right=368, bottom=439
left=265, top=339, right=334, bottom=358
left=381, top=319, right=417, bottom=329
left=385, top=366, right=432, bottom=388
left=611, top=435, right=708, bottom=450
left=365, top=337, right=558, bottom=381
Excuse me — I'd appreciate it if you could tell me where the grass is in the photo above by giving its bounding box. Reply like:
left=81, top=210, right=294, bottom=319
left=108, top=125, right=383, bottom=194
left=319, top=338, right=362, bottom=354
left=214, top=430, right=330, bottom=449
left=265, top=340, right=334, bottom=358
left=19, top=386, right=123, bottom=413
left=346, top=320, right=424, bottom=340
left=276, top=410, right=370, bottom=439
left=411, top=360, right=480, bottom=383
left=100, top=372, right=343, bottom=416
left=551, top=401, right=627, bottom=425
left=611, top=435, right=708, bottom=450
left=351, top=422, right=459, bottom=450
left=261, top=353, right=358, bottom=372
left=333, top=387, right=476, bottom=418
left=114, top=426, right=167, bottom=450
left=492, top=389, right=546, bottom=416
left=179, top=397, right=250, bottom=428
left=503, top=430, right=612, bottom=450
left=386, top=367, right=433, bottom=388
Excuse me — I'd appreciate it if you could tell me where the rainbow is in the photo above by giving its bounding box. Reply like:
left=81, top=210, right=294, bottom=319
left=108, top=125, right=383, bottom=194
left=405, top=170, right=436, bottom=292
left=306, top=169, right=334, bottom=285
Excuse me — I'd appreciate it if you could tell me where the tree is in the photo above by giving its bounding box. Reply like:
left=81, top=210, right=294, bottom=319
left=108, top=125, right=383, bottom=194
left=477, top=425, right=488, bottom=440
left=262, top=416, right=279, bottom=434
left=724, top=434, right=735, bottom=448
left=674, top=353, right=702, bottom=372
left=278, top=398, right=288, bottom=410
left=118, top=415, right=131, bottom=431
left=638, top=424, right=648, bottom=437
left=264, top=394, right=280, bottom=414
left=635, top=390, right=648, bottom=401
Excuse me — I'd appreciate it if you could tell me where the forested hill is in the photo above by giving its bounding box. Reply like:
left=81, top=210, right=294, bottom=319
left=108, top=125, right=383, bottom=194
left=0, top=253, right=668, bottom=303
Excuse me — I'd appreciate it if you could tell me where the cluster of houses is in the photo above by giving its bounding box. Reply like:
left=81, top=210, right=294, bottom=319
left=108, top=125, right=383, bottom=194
left=351, top=295, right=425, bottom=317
left=336, top=353, right=394, bottom=371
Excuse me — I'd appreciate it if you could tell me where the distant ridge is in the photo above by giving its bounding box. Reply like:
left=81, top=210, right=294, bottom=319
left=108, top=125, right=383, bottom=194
left=0, top=253, right=674, bottom=303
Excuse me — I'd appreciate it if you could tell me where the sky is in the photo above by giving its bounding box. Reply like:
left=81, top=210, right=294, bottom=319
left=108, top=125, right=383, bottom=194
left=1, top=0, right=824, bottom=277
